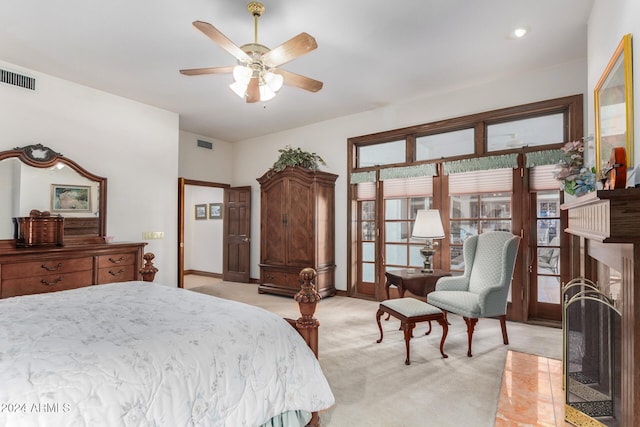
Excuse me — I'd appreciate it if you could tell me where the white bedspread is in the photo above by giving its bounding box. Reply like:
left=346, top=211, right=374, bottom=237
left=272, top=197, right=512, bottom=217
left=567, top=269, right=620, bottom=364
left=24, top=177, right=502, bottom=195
left=0, top=282, right=334, bottom=427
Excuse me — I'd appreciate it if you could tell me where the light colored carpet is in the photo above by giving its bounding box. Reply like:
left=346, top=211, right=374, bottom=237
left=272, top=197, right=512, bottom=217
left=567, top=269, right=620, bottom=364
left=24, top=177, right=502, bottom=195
left=189, top=280, right=562, bottom=427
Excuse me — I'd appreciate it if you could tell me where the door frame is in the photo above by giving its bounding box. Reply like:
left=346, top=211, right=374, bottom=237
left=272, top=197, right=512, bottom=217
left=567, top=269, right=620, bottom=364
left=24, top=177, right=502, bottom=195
left=177, top=178, right=230, bottom=288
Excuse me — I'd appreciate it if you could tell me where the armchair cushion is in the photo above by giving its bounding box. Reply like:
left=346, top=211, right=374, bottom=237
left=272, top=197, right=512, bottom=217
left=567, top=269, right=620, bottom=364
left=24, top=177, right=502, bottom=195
left=426, top=291, right=481, bottom=318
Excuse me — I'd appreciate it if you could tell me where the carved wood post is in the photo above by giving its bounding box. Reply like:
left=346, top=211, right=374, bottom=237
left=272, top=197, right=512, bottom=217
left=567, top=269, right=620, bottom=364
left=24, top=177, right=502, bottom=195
left=140, top=252, right=158, bottom=282
left=294, top=267, right=322, bottom=427
left=294, top=267, right=321, bottom=358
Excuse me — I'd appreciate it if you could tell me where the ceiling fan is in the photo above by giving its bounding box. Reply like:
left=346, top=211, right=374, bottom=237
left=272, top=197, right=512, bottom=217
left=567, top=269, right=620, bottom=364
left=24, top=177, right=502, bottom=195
left=180, top=1, right=322, bottom=103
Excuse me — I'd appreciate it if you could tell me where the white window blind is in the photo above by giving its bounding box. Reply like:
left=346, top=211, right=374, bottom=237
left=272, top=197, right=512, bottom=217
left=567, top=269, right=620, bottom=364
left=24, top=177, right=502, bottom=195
left=383, top=176, right=433, bottom=198
left=530, top=164, right=561, bottom=191
left=356, top=182, right=376, bottom=200
left=448, top=168, right=513, bottom=194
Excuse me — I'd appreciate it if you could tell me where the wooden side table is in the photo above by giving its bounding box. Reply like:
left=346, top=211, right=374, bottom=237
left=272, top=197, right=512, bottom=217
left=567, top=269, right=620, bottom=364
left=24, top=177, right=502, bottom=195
left=384, top=269, right=451, bottom=300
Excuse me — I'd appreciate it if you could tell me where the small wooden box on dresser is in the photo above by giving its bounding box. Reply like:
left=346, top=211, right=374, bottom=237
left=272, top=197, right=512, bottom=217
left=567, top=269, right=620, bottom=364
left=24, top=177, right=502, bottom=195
left=0, top=242, right=147, bottom=299
left=257, top=167, right=338, bottom=298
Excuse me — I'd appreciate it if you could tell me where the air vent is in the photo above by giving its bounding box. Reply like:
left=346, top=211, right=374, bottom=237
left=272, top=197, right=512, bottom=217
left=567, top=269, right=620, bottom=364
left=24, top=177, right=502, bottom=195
left=197, top=139, right=213, bottom=150
left=1, top=69, right=36, bottom=90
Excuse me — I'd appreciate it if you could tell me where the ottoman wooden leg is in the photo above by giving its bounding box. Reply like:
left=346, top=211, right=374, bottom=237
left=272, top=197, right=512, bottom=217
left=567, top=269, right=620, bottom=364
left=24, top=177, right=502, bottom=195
left=376, top=308, right=385, bottom=343
left=435, top=316, right=449, bottom=359
left=402, top=321, right=415, bottom=365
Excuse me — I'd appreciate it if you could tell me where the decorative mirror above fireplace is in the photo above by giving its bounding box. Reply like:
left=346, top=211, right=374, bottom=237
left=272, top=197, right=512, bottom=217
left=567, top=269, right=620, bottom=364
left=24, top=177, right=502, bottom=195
left=0, top=144, right=106, bottom=246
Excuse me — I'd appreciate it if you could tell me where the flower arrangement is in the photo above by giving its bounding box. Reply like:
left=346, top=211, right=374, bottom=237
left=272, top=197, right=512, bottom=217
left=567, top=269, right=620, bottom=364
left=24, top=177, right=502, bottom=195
left=554, top=139, right=596, bottom=196
left=272, top=145, right=326, bottom=172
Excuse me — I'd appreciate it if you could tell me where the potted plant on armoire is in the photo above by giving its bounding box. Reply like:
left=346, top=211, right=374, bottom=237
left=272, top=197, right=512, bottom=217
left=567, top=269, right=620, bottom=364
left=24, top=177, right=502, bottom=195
left=256, top=146, right=337, bottom=297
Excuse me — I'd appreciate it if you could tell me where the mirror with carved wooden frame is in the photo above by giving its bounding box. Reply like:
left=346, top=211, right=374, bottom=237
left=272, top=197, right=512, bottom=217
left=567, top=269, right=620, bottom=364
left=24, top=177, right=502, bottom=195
left=0, top=144, right=107, bottom=247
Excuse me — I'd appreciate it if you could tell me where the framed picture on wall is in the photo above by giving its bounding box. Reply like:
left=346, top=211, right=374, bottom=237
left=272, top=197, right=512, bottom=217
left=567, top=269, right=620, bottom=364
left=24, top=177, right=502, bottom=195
left=195, top=204, right=207, bottom=220
left=51, top=184, right=92, bottom=212
left=209, top=203, right=222, bottom=219
left=594, top=33, right=634, bottom=176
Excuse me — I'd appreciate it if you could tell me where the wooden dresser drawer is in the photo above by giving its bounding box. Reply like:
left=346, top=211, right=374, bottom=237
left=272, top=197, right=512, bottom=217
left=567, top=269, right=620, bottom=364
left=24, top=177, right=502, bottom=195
left=1, top=271, right=94, bottom=298
left=97, top=253, right=136, bottom=269
left=97, top=264, right=136, bottom=284
left=260, top=268, right=302, bottom=290
left=1, top=257, right=93, bottom=280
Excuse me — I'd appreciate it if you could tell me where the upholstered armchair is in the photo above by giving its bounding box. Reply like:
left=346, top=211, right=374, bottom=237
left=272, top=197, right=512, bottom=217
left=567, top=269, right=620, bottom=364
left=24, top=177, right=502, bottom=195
left=427, top=231, right=520, bottom=357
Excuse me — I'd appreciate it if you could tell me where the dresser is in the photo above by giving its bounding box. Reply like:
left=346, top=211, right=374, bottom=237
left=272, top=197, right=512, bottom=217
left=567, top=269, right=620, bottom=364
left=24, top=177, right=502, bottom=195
left=257, top=167, right=337, bottom=297
left=0, top=242, right=146, bottom=299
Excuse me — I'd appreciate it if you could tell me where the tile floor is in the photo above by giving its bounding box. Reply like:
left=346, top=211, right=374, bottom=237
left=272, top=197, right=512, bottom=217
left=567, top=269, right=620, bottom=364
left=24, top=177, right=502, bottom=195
left=495, top=350, right=573, bottom=426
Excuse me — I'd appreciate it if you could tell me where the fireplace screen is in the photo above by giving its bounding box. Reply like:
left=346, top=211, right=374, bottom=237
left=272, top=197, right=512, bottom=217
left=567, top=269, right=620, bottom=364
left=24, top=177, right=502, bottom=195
left=563, top=278, right=621, bottom=426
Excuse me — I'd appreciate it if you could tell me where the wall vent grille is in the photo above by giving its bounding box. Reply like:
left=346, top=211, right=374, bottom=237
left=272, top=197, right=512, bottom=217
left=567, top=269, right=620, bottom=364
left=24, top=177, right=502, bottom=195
left=1, top=69, right=36, bottom=90
left=197, top=140, right=213, bottom=150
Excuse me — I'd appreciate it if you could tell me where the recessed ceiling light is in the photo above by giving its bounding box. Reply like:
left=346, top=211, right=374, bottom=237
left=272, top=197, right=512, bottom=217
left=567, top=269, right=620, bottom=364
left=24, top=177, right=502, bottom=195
left=509, top=27, right=530, bottom=39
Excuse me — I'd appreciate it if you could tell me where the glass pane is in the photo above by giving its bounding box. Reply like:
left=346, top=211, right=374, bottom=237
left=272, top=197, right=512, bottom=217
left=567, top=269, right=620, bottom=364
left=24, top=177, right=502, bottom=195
left=361, top=221, right=375, bottom=240
left=362, top=263, right=375, bottom=282
left=450, top=246, right=464, bottom=270
left=538, top=219, right=559, bottom=244
left=537, top=275, right=561, bottom=303
left=537, top=192, right=560, bottom=217
left=480, top=193, right=511, bottom=218
left=416, top=128, right=475, bottom=160
left=450, top=220, right=478, bottom=244
left=409, top=245, right=423, bottom=267
left=385, top=222, right=408, bottom=242
left=362, top=242, right=375, bottom=262
left=480, top=220, right=511, bottom=233
left=450, top=195, right=478, bottom=218
left=537, top=247, right=561, bottom=275
left=486, top=113, right=565, bottom=151
left=361, top=200, right=375, bottom=220
left=358, top=140, right=405, bottom=167
left=409, top=197, right=431, bottom=218
left=385, top=199, right=407, bottom=220
left=385, top=244, right=407, bottom=265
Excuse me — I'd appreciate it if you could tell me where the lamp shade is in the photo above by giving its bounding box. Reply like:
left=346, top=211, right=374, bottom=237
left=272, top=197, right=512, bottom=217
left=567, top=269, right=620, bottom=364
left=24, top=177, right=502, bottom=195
left=412, top=209, right=445, bottom=239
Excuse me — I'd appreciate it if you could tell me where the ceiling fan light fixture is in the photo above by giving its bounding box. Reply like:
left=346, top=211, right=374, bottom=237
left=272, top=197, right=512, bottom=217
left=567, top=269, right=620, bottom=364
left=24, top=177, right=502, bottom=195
left=232, top=65, right=253, bottom=85
left=229, top=81, right=249, bottom=98
left=264, top=71, right=284, bottom=92
left=259, top=84, right=276, bottom=101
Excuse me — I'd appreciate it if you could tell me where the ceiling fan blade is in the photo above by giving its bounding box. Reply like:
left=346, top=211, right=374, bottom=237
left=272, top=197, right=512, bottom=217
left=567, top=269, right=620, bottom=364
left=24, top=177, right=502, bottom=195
left=262, top=32, right=317, bottom=68
left=192, top=21, right=250, bottom=62
left=179, top=66, right=235, bottom=76
left=246, top=78, right=260, bottom=103
left=273, top=69, right=323, bottom=92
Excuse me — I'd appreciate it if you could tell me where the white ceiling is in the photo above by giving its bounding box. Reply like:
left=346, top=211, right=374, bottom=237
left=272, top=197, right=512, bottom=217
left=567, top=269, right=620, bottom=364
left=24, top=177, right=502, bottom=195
left=0, top=0, right=593, bottom=142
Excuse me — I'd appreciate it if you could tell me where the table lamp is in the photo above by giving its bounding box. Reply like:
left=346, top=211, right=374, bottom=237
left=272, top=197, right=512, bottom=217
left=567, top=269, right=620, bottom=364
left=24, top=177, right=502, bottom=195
left=412, top=209, right=445, bottom=273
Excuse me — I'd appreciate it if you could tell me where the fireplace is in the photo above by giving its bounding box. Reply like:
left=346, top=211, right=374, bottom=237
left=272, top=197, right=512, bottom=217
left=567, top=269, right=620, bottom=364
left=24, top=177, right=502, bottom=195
left=563, top=277, right=621, bottom=426
left=562, top=189, right=640, bottom=427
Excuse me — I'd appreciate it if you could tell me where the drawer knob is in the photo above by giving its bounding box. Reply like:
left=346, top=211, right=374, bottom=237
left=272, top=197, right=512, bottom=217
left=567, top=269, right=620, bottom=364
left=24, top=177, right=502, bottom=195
left=108, top=256, right=126, bottom=264
left=41, top=262, right=63, bottom=271
left=41, top=277, right=62, bottom=286
left=109, top=268, right=125, bottom=276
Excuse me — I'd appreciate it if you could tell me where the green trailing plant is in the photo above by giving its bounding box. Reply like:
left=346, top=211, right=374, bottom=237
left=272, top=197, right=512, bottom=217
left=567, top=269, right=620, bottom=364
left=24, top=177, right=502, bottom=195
left=272, top=145, right=326, bottom=172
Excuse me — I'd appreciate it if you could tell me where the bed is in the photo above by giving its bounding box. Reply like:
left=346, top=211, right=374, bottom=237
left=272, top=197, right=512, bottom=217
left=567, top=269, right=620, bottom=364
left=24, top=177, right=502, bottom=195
left=0, top=277, right=334, bottom=426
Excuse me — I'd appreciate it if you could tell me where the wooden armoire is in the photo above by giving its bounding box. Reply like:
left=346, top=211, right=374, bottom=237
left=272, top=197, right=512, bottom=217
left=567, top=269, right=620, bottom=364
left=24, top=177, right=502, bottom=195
left=257, top=167, right=337, bottom=297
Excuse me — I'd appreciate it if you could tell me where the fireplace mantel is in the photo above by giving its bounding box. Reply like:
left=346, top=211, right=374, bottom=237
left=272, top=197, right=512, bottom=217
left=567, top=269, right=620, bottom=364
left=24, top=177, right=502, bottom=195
left=562, top=188, right=640, bottom=426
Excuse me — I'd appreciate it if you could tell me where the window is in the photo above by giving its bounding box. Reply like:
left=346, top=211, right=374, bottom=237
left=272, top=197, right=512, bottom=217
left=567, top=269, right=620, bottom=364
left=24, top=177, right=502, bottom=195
left=486, top=114, right=565, bottom=151
left=358, top=140, right=406, bottom=167
left=416, top=128, right=475, bottom=161
left=347, top=94, right=583, bottom=309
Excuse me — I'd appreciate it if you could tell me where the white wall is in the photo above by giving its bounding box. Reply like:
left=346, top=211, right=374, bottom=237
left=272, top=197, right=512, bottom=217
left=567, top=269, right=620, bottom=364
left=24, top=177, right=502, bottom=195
left=179, top=130, right=234, bottom=183
left=184, top=185, right=224, bottom=273
left=0, top=60, right=179, bottom=285
left=588, top=0, right=640, bottom=176
left=231, top=60, right=588, bottom=290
